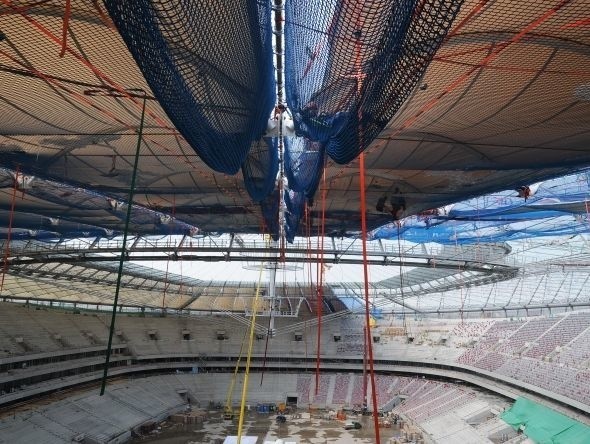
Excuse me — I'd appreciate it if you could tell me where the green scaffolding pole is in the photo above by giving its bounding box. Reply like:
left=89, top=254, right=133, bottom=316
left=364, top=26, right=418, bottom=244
left=100, top=93, right=147, bottom=396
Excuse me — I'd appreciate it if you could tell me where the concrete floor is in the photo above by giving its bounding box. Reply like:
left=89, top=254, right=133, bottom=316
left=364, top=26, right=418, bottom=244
left=132, top=409, right=401, bottom=444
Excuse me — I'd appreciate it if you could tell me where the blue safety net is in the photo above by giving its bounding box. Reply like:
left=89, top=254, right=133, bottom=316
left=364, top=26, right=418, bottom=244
left=284, top=188, right=307, bottom=243
left=0, top=167, right=200, bottom=240
left=242, top=138, right=279, bottom=202
left=104, top=0, right=276, bottom=174
left=258, top=185, right=307, bottom=243
left=370, top=170, right=590, bottom=244
left=260, top=190, right=280, bottom=241
left=284, top=137, right=325, bottom=199
left=285, top=0, right=462, bottom=164
left=0, top=224, right=118, bottom=241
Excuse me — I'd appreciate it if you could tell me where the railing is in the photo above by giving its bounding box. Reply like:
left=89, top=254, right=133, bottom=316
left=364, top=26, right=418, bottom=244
left=1, top=236, right=511, bottom=260
left=1, top=237, right=518, bottom=274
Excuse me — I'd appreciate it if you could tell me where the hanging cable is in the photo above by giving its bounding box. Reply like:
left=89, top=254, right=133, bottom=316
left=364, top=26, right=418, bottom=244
left=397, top=222, right=407, bottom=334
left=178, top=238, right=184, bottom=297
left=454, top=225, right=465, bottom=322
left=162, top=259, right=170, bottom=309
left=161, top=194, right=176, bottom=309
left=236, top=238, right=268, bottom=443
left=0, top=166, right=19, bottom=294
left=260, top=240, right=274, bottom=385
left=259, top=0, right=286, bottom=386
left=100, top=92, right=147, bottom=396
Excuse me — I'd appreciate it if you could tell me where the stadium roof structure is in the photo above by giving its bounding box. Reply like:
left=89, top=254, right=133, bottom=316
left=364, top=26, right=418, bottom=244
left=1, top=0, right=589, bottom=238
left=0, top=1, right=589, bottom=315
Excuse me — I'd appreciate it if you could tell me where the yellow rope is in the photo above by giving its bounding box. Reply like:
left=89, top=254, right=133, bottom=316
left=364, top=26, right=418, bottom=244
left=236, top=238, right=267, bottom=443
left=225, top=328, right=249, bottom=416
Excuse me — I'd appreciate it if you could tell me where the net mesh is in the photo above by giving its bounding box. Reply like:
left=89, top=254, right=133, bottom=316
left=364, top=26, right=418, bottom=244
left=284, top=188, right=307, bottom=243
left=103, top=0, right=276, bottom=174
left=1, top=1, right=589, bottom=239
left=285, top=0, right=463, bottom=164
left=260, top=190, right=280, bottom=241
left=284, top=136, right=325, bottom=199
left=0, top=167, right=200, bottom=240
left=242, top=138, right=279, bottom=202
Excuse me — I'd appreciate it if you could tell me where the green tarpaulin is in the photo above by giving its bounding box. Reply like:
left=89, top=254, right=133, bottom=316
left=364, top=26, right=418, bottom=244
left=501, top=397, right=590, bottom=444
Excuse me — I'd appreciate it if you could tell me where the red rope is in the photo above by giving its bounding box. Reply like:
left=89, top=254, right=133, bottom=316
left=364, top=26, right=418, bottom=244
left=305, top=203, right=314, bottom=315
left=0, top=167, right=20, bottom=294
left=60, top=0, right=71, bottom=58
left=350, top=1, right=381, bottom=435
left=305, top=202, right=314, bottom=373
left=259, top=228, right=273, bottom=385
left=92, top=0, right=115, bottom=29
left=395, top=0, right=572, bottom=134
left=0, top=0, right=52, bottom=17
left=303, top=200, right=313, bottom=362
left=161, top=195, right=176, bottom=309
left=0, top=50, right=261, bottom=229
left=315, top=167, right=327, bottom=395
left=446, top=0, right=490, bottom=40
left=362, top=325, right=368, bottom=404
left=434, top=57, right=590, bottom=77
left=260, top=284, right=273, bottom=385
left=359, top=153, right=381, bottom=442
left=560, top=17, right=590, bottom=29
left=0, top=0, right=173, bottom=130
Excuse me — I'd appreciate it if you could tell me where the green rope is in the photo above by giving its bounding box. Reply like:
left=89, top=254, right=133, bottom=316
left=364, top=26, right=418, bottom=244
left=100, top=93, right=147, bottom=396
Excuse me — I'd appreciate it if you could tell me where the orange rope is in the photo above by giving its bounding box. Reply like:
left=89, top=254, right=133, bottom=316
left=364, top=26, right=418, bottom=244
left=0, top=167, right=20, bottom=294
